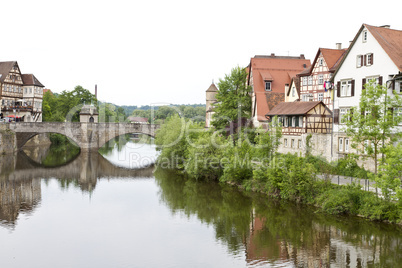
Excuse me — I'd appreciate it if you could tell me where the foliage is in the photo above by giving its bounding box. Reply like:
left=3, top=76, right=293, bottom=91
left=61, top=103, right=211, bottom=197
left=376, top=143, right=402, bottom=202
left=343, top=80, right=402, bottom=174
left=155, top=114, right=204, bottom=169
left=185, top=131, right=227, bottom=180
left=42, top=85, right=97, bottom=122
left=130, top=104, right=206, bottom=123
left=212, top=66, right=252, bottom=130
left=98, top=103, right=127, bottom=122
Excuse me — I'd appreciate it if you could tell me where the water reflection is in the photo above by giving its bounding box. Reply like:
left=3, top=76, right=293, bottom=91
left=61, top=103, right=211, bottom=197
left=1, top=142, right=402, bottom=267
left=0, top=147, right=154, bottom=228
left=154, top=167, right=402, bottom=267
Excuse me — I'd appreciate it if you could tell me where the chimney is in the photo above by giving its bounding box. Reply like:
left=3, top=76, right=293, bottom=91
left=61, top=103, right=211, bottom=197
left=300, top=54, right=305, bottom=59
left=270, top=53, right=275, bottom=57
left=380, top=25, right=390, bottom=29
left=336, top=43, right=342, bottom=49
left=95, top=84, right=97, bottom=99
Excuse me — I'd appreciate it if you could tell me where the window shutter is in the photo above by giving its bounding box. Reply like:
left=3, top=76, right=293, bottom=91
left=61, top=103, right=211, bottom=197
left=334, top=109, right=339, bottom=124
left=351, top=80, right=355, bottom=96
left=371, top=53, right=374, bottom=65
left=379, top=76, right=383, bottom=85
left=337, top=81, right=341, bottom=97
left=361, top=55, right=364, bottom=67
left=362, top=78, right=366, bottom=90
left=364, top=55, right=367, bottom=66
left=392, top=80, right=395, bottom=91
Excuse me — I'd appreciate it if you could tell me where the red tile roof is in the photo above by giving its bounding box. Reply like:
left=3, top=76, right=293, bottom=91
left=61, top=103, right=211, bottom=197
left=365, top=24, right=402, bottom=71
left=43, top=89, right=52, bottom=95
left=248, top=55, right=311, bottom=121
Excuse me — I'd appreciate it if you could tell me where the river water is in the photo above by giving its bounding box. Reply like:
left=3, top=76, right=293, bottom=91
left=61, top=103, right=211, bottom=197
left=0, top=137, right=401, bottom=267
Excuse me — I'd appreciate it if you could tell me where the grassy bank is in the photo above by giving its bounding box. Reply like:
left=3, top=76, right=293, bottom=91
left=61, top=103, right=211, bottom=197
left=155, top=115, right=402, bottom=224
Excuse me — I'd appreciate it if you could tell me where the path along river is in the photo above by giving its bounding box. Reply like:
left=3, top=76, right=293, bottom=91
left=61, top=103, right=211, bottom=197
left=0, top=136, right=401, bottom=267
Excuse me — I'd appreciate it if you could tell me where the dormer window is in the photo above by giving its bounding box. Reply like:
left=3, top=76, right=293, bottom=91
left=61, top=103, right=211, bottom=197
left=265, top=81, right=271, bottom=91
left=363, top=30, right=368, bottom=42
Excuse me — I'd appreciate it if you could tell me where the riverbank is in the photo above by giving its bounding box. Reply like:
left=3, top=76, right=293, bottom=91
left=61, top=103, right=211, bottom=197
left=0, top=124, right=17, bottom=154
left=154, top=116, right=402, bottom=226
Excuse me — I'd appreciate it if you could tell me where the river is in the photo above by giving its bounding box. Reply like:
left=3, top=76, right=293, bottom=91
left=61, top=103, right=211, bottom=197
left=0, top=137, right=401, bottom=267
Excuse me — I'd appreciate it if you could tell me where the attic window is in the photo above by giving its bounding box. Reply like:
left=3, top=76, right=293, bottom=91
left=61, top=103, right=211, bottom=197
left=265, top=81, right=271, bottom=91
left=319, top=58, right=323, bottom=66
left=363, top=30, right=368, bottom=42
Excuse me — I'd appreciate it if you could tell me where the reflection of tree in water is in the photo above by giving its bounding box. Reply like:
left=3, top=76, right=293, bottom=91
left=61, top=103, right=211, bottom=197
left=154, top=167, right=402, bottom=267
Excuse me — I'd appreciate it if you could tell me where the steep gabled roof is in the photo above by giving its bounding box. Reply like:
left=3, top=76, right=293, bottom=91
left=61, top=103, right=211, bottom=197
left=365, top=24, right=402, bottom=71
left=321, top=48, right=348, bottom=71
left=286, top=77, right=300, bottom=98
left=332, top=24, right=402, bottom=80
left=0, top=61, right=18, bottom=83
left=249, top=55, right=311, bottom=121
left=266, top=101, right=323, bottom=116
left=21, top=74, right=45, bottom=87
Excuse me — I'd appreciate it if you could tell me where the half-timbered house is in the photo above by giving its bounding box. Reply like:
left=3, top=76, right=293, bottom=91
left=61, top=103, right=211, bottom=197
left=297, top=47, right=347, bottom=111
left=266, top=101, right=333, bottom=156
left=248, top=54, right=311, bottom=128
left=0, top=61, right=45, bottom=122
left=0, top=62, right=24, bottom=119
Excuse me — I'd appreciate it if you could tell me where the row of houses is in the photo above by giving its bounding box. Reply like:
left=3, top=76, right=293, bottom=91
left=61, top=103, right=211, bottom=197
left=206, top=23, right=402, bottom=166
left=0, top=61, right=45, bottom=122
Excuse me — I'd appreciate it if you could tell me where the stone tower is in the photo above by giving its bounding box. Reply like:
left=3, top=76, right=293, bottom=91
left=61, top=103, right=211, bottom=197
left=205, top=83, right=218, bottom=128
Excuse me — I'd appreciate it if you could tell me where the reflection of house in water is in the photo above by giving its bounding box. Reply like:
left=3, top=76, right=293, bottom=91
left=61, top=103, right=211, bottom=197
left=245, top=212, right=394, bottom=267
left=0, top=178, right=41, bottom=227
left=0, top=150, right=155, bottom=227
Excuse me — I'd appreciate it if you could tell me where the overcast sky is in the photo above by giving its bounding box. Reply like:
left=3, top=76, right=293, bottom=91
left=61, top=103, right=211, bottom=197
left=1, top=0, right=401, bottom=107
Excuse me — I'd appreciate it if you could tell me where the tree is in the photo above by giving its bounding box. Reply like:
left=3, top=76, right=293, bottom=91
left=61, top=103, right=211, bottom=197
left=212, top=66, right=252, bottom=130
left=343, top=80, right=402, bottom=174
left=377, top=144, right=402, bottom=202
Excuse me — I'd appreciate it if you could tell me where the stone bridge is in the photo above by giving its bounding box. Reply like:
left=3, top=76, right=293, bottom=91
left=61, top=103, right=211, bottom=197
left=9, top=122, right=159, bottom=151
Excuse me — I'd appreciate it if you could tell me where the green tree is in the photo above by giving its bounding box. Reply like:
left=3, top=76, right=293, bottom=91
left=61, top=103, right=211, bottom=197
left=212, top=66, right=252, bottom=130
left=343, top=80, right=402, bottom=174
left=377, top=144, right=402, bottom=202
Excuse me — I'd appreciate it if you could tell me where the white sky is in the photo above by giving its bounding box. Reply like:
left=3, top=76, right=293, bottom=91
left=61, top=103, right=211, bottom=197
left=1, top=0, right=401, bottom=107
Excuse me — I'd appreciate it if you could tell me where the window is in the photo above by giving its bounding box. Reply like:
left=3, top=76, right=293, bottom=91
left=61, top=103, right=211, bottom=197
left=339, top=138, right=344, bottom=151
left=284, top=116, right=288, bottom=127
left=394, top=107, right=402, bottom=124
left=395, top=80, right=402, bottom=94
left=363, top=30, right=367, bottom=42
left=345, top=138, right=349, bottom=152
left=339, top=108, right=351, bottom=124
left=318, top=93, right=324, bottom=101
left=284, top=138, right=288, bottom=147
left=357, top=55, right=362, bottom=67
left=319, top=58, right=323, bottom=66
left=303, top=77, right=308, bottom=86
left=318, top=75, right=324, bottom=85
left=291, top=139, right=295, bottom=148
left=308, top=76, right=313, bottom=85
left=298, top=140, right=302, bottom=149
left=292, top=87, right=296, bottom=97
left=341, top=80, right=352, bottom=97
left=265, top=81, right=271, bottom=91
left=366, top=53, right=373, bottom=66
left=29, top=88, right=32, bottom=94
left=302, top=94, right=313, bottom=102
left=292, top=116, right=296, bottom=127
left=299, top=116, right=303, bottom=127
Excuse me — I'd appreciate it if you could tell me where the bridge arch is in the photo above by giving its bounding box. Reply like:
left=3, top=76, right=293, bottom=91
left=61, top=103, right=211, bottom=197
left=10, top=122, right=159, bottom=151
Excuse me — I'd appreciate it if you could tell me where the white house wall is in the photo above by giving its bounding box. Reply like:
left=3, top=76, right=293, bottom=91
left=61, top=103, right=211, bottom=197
left=333, top=25, right=399, bottom=132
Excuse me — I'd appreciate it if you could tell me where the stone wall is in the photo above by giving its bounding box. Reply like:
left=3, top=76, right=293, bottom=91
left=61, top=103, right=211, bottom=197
left=0, top=124, right=17, bottom=154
